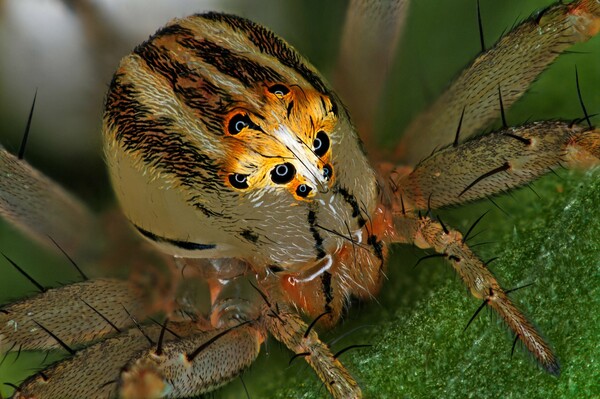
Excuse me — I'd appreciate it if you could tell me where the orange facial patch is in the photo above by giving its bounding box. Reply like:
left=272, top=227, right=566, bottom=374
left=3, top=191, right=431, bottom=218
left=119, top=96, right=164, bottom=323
left=220, top=82, right=338, bottom=199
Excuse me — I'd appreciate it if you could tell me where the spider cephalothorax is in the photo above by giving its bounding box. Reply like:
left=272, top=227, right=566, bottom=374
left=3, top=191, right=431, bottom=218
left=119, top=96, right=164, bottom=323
left=103, top=14, right=379, bottom=271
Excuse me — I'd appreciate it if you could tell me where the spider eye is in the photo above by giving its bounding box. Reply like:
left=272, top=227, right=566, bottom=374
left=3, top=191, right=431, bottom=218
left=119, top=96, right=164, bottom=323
left=270, top=163, right=296, bottom=184
left=229, top=173, right=249, bottom=189
left=228, top=114, right=252, bottom=135
left=313, top=131, right=330, bottom=157
left=322, top=164, right=333, bottom=181
left=296, top=184, right=312, bottom=198
left=268, top=84, right=290, bottom=97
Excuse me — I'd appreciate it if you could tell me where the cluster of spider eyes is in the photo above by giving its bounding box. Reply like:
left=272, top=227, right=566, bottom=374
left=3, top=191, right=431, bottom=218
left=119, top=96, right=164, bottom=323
left=226, top=84, right=332, bottom=198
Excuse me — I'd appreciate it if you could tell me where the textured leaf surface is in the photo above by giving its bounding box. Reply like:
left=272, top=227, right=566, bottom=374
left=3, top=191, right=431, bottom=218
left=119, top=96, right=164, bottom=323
left=252, top=170, right=600, bottom=398
left=0, top=1, right=599, bottom=398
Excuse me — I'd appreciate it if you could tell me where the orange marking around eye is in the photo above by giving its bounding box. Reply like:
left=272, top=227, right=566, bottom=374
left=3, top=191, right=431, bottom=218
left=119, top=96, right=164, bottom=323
left=265, top=83, right=291, bottom=98
left=291, top=178, right=315, bottom=200
left=219, top=83, right=337, bottom=194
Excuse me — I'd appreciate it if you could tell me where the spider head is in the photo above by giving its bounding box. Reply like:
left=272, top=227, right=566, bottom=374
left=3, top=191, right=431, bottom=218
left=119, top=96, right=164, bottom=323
left=102, top=14, right=380, bottom=271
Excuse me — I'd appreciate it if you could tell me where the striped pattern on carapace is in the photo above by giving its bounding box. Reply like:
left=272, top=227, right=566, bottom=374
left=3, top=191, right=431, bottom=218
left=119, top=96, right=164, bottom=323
left=0, top=2, right=592, bottom=398
left=105, top=14, right=340, bottom=195
left=102, top=12, right=384, bottom=330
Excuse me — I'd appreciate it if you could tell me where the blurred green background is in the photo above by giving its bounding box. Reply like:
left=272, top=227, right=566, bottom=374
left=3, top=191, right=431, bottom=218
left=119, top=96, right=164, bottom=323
left=0, top=0, right=599, bottom=398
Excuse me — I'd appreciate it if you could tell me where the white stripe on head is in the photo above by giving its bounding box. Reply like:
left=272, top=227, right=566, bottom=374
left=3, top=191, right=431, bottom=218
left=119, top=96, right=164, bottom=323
left=272, top=123, right=326, bottom=188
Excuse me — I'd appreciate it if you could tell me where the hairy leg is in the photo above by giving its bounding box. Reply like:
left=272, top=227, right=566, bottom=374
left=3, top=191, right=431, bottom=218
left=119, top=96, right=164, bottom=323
left=394, top=0, right=600, bottom=165
left=391, top=122, right=600, bottom=210
left=334, top=0, right=409, bottom=155
left=0, top=279, right=144, bottom=351
left=260, top=275, right=362, bottom=399
left=114, top=276, right=363, bottom=399
left=12, top=324, right=169, bottom=399
left=11, top=322, right=202, bottom=399
left=393, top=214, right=559, bottom=374
left=5, top=286, right=263, bottom=399
left=262, top=304, right=361, bottom=399
left=117, top=322, right=263, bottom=399
left=0, top=148, right=98, bottom=258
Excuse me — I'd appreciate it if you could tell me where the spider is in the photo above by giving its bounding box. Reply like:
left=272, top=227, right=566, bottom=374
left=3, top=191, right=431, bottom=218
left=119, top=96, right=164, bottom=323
left=0, top=1, right=599, bottom=398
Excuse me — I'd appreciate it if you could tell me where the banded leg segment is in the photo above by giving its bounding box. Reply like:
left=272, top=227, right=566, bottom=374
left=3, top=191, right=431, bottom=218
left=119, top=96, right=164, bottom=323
left=394, top=0, right=600, bottom=165
left=13, top=322, right=200, bottom=399
left=118, top=323, right=263, bottom=399
left=393, top=122, right=600, bottom=210
left=393, top=214, right=559, bottom=374
left=0, top=279, right=145, bottom=351
left=259, top=295, right=361, bottom=399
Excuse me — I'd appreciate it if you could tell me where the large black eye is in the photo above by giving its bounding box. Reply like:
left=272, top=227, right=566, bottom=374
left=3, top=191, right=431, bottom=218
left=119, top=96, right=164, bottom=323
left=270, top=163, right=296, bottom=184
left=322, top=164, right=333, bottom=181
left=228, top=114, right=252, bottom=135
left=268, top=84, right=290, bottom=97
left=313, top=131, right=330, bottom=157
left=229, top=173, right=249, bottom=189
left=296, top=184, right=312, bottom=198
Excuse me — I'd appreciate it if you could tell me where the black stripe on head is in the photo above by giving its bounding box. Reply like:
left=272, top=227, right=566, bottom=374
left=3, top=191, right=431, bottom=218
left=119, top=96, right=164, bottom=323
left=334, top=186, right=367, bottom=227
left=330, top=97, right=338, bottom=117
left=319, top=95, right=339, bottom=118
left=134, top=225, right=216, bottom=251
left=134, top=42, right=191, bottom=85
left=150, top=23, right=195, bottom=41
left=307, top=210, right=327, bottom=260
left=104, top=75, right=221, bottom=192
left=189, top=196, right=225, bottom=218
left=197, top=12, right=329, bottom=95
left=133, top=42, right=233, bottom=136
left=367, top=235, right=384, bottom=262
left=240, top=229, right=259, bottom=243
left=177, top=37, right=284, bottom=88
left=367, top=234, right=385, bottom=280
left=321, top=271, right=333, bottom=313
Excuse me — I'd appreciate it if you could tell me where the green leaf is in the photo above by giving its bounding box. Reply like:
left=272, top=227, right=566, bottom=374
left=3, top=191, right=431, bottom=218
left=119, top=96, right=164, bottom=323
left=1, top=1, right=599, bottom=398
left=246, top=170, right=600, bottom=398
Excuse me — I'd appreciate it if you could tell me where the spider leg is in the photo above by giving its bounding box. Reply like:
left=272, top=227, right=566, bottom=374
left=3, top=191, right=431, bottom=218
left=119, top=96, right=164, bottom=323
left=12, top=321, right=202, bottom=399
left=113, top=268, right=357, bottom=399
left=117, top=322, right=263, bottom=399
left=260, top=276, right=362, bottom=399
left=391, top=122, right=600, bottom=209
left=393, top=214, right=559, bottom=375
left=0, top=279, right=145, bottom=351
left=0, top=147, right=98, bottom=259
left=334, top=0, right=410, bottom=155
left=394, top=0, right=600, bottom=165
